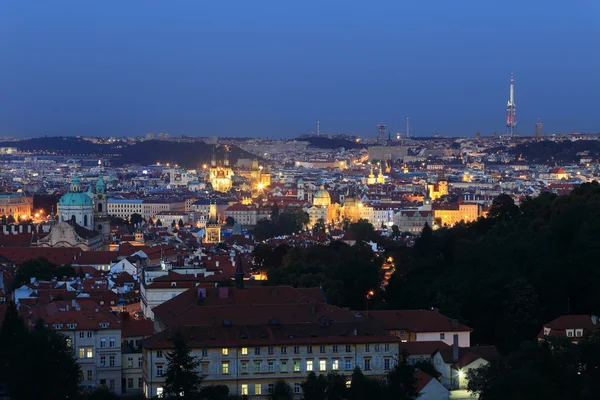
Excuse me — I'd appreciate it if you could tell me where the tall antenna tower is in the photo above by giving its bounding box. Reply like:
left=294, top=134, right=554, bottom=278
left=317, top=120, right=320, bottom=136
left=506, top=73, right=517, bottom=136
left=406, top=117, right=410, bottom=138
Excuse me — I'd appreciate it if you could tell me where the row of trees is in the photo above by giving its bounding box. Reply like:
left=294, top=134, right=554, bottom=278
left=384, top=183, right=600, bottom=353
left=162, top=331, right=421, bottom=400
left=467, top=336, right=600, bottom=400
left=254, top=205, right=309, bottom=240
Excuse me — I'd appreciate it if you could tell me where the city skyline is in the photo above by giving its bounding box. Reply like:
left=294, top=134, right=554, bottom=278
left=1, top=0, right=600, bottom=138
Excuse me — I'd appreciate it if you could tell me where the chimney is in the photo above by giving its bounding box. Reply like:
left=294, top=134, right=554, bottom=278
left=452, top=334, right=459, bottom=362
left=592, top=315, right=598, bottom=326
left=197, top=288, right=205, bottom=306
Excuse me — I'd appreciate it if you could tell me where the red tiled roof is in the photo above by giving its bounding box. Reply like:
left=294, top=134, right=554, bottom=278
left=0, top=247, right=82, bottom=266
left=74, top=251, right=118, bottom=265
left=537, top=315, right=598, bottom=339
left=143, top=322, right=397, bottom=349
left=399, top=340, right=450, bottom=356
left=415, top=370, right=434, bottom=392
left=367, top=310, right=472, bottom=333
left=122, top=316, right=154, bottom=338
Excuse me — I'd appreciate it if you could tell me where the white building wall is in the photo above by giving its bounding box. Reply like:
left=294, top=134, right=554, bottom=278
left=416, top=332, right=470, bottom=347
left=419, top=379, right=450, bottom=400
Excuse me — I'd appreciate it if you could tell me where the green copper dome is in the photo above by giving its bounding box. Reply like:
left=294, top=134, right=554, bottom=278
left=59, top=191, right=93, bottom=206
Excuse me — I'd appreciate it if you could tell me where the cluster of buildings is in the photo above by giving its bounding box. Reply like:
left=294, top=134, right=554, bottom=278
left=0, top=133, right=599, bottom=398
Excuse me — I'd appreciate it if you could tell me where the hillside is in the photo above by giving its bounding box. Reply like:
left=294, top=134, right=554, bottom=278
left=0, top=137, right=257, bottom=168
left=297, top=136, right=365, bottom=150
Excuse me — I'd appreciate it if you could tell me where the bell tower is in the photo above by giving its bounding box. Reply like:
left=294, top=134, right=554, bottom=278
left=94, top=161, right=110, bottom=243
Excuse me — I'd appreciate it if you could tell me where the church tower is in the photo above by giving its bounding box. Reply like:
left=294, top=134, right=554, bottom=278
left=204, top=201, right=221, bottom=244
left=297, top=178, right=305, bottom=201
left=94, top=170, right=110, bottom=242
left=423, top=186, right=432, bottom=211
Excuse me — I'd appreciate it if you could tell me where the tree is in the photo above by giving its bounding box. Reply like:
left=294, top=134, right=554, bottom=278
left=313, top=218, right=326, bottom=233
left=301, top=371, right=327, bottom=400
left=324, top=373, right=347, bottom=400
left=164, top=330, right=202, bottom=398
left=391, top=225, right=400, bottom=237
left=487, top=193, right=519, bottom=221
left=7, top=215, right=15, bottom=224
left=83, top=386, right=120, bottom=400
left=178, top=219, right=185, bottom=228
left=252, top=243, right=272, bottom=271
left=225, top=216, right=235, bottom=226
left=156, top=218, right=163, bottom=227
left=0, top=311, right=81, bottom=400
left=199, top=384, right=229, bottom=400
left=130, top=213, right=144, bottom=226
left=13, top=257, right=59, bottom=289
left=348, top=219, right=377, bottom=243
left=385, top=353, right=418, bottom=400
left=271, top=204, right=280, bottom=221
left=270, top=380, right=293, bottom=400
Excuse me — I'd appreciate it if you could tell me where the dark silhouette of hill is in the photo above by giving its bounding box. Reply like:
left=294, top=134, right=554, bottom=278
left=0, top=137, right=257, bottom=168
left=117, top=141, right=255, bottom=168
left=510, top=140, right=600, bottom=164
left=297, top=136, right=365, bottom=150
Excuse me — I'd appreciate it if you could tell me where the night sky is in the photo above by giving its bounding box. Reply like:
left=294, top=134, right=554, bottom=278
left=1, top=0, right=599, bottom=138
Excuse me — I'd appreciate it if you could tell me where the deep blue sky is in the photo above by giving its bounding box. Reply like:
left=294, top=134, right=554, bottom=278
left=1, top=1, right=599, bottom=138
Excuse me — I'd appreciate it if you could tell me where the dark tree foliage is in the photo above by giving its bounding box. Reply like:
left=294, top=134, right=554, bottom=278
left=254, top=208, right=308, bottom=239
left=82, top=386, right=120, bottom=400
left=468, top=336, right=600, bottom=400
left=12, top=257, right=75, bottom=289
left=130, top=213, right=144, bottom=226
left=0, top=303, right=81, bottom=400
left=225, top=216, right=235, bottom=226
left=270, top=380, right=293, bottom=400
left=385, top=183, right=600, bottom=353
left=164, top=330, right=203, bottom=399
left=199, top=384, right=230, bottom=400
left=348, top=219, right=379, bottom=243
left=268, top=241, right=381, bottom=309
left=510, top=139, right=600, bottom=164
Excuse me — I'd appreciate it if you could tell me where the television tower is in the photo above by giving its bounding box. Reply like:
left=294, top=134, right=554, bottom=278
left=317, top=120, right=320, bottom=136
left=506, top=74, right=517, bottom=136
left=406, top=117, right=410, bottom=138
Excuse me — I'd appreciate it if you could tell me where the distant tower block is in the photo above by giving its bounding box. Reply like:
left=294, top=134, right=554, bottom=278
left=377, top=123, right=387, bottom=144
left=535, top=119, right=543, bottom=137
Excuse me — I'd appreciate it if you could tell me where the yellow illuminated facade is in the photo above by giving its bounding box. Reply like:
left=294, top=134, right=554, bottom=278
left=427, top=180, right=449, bottom=200
left=209, top=148, right=233, bottom=192
left=249, top=159, right=271, bottom=197
left=367, top=164, right=376, bottom=185
left=434, top=203, right=481, bottom=227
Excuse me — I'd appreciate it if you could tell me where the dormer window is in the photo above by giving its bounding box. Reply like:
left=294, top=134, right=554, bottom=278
left=575, top=329, right=583, bottom=337
left=67, top=324, right=77, bottom=329
left=171, top=282, right=176, bottom=287
left=53, top=324, right=63, bottom=330
left=566, top=329, right=574, bottom=337
left=100, top=322, right=109, bottom=329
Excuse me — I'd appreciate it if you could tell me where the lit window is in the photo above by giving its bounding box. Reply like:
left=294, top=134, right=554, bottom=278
left=255, top=384, right=262, bottom=395
left=306, top=360, right=313, bottom=371
left=222, top=348, right=229, bottom=356
left=222, top=362, right=229, bottom=374
left=294, top=360, right=301, bottom=372
left=281, top=360, right=288, bottom=372
left=241, top=347, right=248, bottom=355
left=319, top=359, right=327, bottom=371
left=332, top=359, right=339, bottom=371
left=128, top=357, right=133, bottom=368
left=346, top=380, right=351, bottom=388
left=241, top=384, right=248, bottom=395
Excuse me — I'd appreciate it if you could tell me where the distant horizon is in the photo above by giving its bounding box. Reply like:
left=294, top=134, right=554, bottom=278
left=2, top=1, right=599, bottom=137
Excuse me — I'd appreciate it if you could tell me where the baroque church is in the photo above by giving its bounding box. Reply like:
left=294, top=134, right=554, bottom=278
left=37, top=173, right=110, bottom=250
